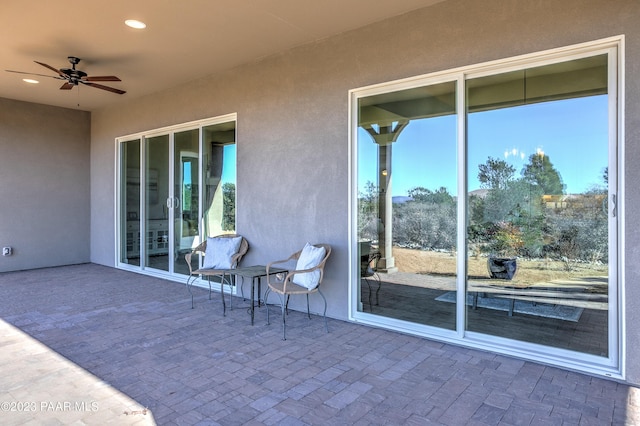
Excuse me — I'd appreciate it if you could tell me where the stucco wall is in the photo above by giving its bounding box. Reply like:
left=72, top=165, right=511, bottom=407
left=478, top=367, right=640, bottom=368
left=90, top=0, right=640, bottom=383
left=0, top=98, right=90, bottom=272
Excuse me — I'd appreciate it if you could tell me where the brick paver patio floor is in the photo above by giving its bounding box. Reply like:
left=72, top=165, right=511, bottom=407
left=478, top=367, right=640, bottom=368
left=0, top=264, right=638, bottom=425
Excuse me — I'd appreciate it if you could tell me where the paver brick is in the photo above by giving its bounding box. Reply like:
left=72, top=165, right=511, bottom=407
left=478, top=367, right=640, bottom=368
left=0, top=264, right=638, bottom=425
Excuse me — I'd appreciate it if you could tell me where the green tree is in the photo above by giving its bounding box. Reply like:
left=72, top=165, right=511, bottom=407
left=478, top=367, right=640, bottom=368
left=222, top=182, right=236, bottom=231
left=358, top=181, right=379, bottom=241
left=478, top=157, right=516, bottom=190
left=393, top=198, right=456, bottom=250
left=585, top=166, right=608, bottom=195
left=408, top=186, right=454, bottom=205
left=522, top=153, right=565, bottom=195
left=395, top=186, right=456, bottom=250
left=473, top=156, right=550, bottom=258
left=408, top=186, right=431, bottom=202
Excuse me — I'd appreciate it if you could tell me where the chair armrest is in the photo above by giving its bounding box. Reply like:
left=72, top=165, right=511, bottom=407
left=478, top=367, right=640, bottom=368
left=266, top=250, right=300, bottom=273
left=275, top=259, right=328, bottom=293
left=266, top=253, right=300, bottom=290
left=185, top=241, right=207, bottom=276
left=185, top=251, right=194, bottom=275
left=362, top=251, right=381, bottom=275
left=266, top=259, right=291, bottom=276
left=230, top=252, right=243, bottom=268
left=286, top=262, right=325, bottom=284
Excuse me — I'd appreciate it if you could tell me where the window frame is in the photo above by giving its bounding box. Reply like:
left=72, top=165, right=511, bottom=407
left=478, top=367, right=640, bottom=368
left=115, top=113, right=238, bottom=283
left=348, top=36, right=624, bottom=379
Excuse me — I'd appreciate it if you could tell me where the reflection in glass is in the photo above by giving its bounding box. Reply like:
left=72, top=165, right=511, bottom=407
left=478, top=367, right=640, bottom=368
left=120, top=139, right=140, bottom=266
left=174, top=129, right=199, bottom=276
left=203, top=122, right=236, bottom=237
left=466, top=55, right=609, bottom=356
left=356, top=81, right=458, bottom=329
left=145, top=134, right=170, bottom=272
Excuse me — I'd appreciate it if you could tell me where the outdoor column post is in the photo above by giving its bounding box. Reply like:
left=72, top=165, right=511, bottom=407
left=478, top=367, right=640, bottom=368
left=377, top=144, right=397, bottom=273
left=362, top=117, right=408, bottom=274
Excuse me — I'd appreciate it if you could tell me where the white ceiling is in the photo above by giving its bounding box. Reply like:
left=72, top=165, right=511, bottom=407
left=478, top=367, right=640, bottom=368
left=1, top=0, right=444, bottom=112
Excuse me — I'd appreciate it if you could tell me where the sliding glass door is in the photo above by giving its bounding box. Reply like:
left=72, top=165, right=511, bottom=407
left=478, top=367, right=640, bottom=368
left=117, top=115, right=237, bottom=280
left=351, top=39, right=621, bottom=372
left=465, top=54, right=613, bottom=356
left=356, top=81, right=458, bottom=330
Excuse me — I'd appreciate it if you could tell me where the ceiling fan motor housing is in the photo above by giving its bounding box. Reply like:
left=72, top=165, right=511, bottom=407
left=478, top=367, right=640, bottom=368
left=61, top=68, right=87, bottom=84
left=61, top=57, right=86, bottom=84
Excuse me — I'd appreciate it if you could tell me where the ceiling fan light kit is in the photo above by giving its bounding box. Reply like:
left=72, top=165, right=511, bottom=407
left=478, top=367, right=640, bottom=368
left=5, top=56, right=126, bottom=95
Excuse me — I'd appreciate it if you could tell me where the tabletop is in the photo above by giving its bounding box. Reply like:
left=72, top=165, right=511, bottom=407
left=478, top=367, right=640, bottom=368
left=232, top=265, right=287, bottom=278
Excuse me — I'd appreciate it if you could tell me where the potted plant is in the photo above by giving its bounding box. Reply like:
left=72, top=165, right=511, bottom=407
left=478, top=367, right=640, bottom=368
left=487, top=221, right=523, bottom=280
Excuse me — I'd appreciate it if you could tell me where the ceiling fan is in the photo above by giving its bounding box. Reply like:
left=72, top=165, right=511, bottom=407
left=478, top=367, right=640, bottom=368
left=5, top=56, right=126, bottom=94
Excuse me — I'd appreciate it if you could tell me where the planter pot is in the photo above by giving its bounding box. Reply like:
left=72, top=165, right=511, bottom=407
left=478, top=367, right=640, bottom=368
left=487, top=257, right=517, bottom=280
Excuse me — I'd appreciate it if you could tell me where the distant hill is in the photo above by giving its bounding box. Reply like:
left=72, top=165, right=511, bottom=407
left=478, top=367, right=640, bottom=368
left=392, top=190, right=488, bottom=203
left=392, top=196, right=413, bottom=204
left=468, top=189, right=489, bottom=198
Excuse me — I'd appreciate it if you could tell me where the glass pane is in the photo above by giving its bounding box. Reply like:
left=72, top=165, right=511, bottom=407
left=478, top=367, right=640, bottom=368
left=174, top=129, right=199, bottom=276
left=466, top=55, right=609, bottom=356
left=120, top=139, right=140, bottom=265
left=357, top=81, right=458, bottom=329
left=202, top=121, right=236, bottom=238
left=145, top=135, right=170, bottom=272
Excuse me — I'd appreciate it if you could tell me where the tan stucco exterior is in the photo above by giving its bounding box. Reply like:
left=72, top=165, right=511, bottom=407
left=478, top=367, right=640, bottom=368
left=2, top=0, right=639, bottom=384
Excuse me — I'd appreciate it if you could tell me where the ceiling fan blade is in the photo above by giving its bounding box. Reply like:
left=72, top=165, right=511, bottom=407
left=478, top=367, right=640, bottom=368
left=82, top=81, right=126, bottom=95
left=83, top=76, right=121, bottom=82
left=5, top=69, right=63, bottom=79
left=60, top=82, right=74, bottom=90
left=34, top=61, right=66, bottom=78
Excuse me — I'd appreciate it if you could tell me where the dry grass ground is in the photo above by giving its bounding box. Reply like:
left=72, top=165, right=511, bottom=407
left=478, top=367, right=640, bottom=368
left=393, top=247, right=608, bottom=289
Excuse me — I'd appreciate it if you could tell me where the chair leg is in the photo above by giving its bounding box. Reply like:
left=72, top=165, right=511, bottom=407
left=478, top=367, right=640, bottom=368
left=364, top=278, right=373, bottom=310
left=186, top=275, right=196, bottom=309
left=265, top=287, right=271, bottom=325
left=239, top=276, right=245, bottom=301
left=281, top=294, right=287, bottom=340
left=306, top=294, right=311, bottom=319
left=221, top=274, right=227, bottom=317
left=228, top=275, right=233, bottom=311
left=364, top=277, right=378, bottom=311
left=317, top=289, right=329, bottom=333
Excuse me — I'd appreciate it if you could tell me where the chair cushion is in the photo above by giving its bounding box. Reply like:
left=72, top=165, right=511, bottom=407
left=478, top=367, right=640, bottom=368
left=202, top=236, right=243, bottom=269
left=292, top=243, right=326, bottom=290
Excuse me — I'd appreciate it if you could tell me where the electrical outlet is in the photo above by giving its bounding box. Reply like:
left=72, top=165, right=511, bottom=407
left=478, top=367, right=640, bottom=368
left=2, top=247, right=12, bottom=256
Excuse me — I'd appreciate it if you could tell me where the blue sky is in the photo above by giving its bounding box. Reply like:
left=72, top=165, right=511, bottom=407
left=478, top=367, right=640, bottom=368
left=358, top=95, right=608, bottom=197
left=221, top=144, right=237, bottom=184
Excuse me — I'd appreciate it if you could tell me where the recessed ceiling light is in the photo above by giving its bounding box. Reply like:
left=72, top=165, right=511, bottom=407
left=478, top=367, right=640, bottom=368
left=23, top=78, right=39, bottom=84
left=125, top=19, right=146, bottom=29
